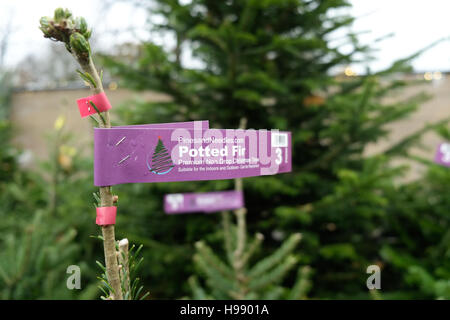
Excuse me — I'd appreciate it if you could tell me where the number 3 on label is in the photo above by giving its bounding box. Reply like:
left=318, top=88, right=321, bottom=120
left=275, top=148, right=282, bottom=165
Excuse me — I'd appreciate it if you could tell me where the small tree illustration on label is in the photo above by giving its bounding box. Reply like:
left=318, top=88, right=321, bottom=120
left=147, top=136, right=174, bottom=174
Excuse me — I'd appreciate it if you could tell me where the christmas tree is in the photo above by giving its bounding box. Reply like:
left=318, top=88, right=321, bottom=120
left=189, top=172, right=312, bottom=299
left=148, top=136, right=174, bottom=175
left=37, top=8, right=150, bottom=300
left=102, top=0, right=449, bottom=299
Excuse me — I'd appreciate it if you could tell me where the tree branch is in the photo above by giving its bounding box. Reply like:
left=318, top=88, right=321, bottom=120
left=39, top=9, right=122, bottom=299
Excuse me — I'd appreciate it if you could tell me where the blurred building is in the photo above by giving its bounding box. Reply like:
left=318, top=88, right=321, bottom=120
left=10, top=81, right=170, bottom=169
left=362, top=72, right=450, bottom=181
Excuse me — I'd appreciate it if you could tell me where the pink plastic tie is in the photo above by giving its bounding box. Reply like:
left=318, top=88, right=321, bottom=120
left=77, top=92, right=112, bottom=118
left=96, top=206, right=117, bottom=226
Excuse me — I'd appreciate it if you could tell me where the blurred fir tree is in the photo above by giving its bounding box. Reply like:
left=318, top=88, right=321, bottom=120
left=0, top=109, right=101, bottom=299
left=187, top=118, right=312, bottom=299
left=188, top=211, right=312, bottom=299
left=102, top=0, right=449, bottom=299
left=0, top=72, right=15, bottom=183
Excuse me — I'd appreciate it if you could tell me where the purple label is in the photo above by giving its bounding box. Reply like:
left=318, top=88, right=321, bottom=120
left=94, top=121, right=292, bottom=186
left=164, top=190, right=244, bottom=214
left=435, top=142, right=450, bottom=167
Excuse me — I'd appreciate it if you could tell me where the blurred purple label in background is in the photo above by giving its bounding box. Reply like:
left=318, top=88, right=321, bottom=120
left=164, top=190, right=244, bottom=214
left=434, top=142, right=450, bottom=167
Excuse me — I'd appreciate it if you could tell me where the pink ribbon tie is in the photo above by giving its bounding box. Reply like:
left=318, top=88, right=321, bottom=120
left=96, top=206, right=117, bottom=226
left=77, top=92, right=112, bottom=118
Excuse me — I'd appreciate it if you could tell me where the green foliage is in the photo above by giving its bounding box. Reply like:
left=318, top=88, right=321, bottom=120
left=0, top=113, right=101, bottom=299
left=39, top=8, right=92, bottom=58
left=0, top=72, right=16, bottom=185
left=189, top=213, right=311, bottom=299
left=0, top=209, right=96, bottom=299
left=76, top=70, right=97, bottom=89
left=97, top=242, right=150, bottom=300
left=0, top=0, right=448, bottom=300
left=376, top=162, right=450, bottom=299
left=70, top=32, right=91, bottom=61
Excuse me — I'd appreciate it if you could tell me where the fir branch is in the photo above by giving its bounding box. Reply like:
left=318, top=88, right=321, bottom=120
left=221, top=211, right=234, bottom=264
left=193, top=253, right=236, bottom=294
left=195, top=241, right=234, bottom=280
left=249, top=233, right=302, bottom=278
left=39, top=8, right=120, bottom=299
left=76, top=69, right=97, bottom=88
left=249, top=255, right=299, bottom=291
left=188, top=276, right=210, bottom=300
left=288, top=266, right=313, bottom=300
left=240, top=233, right=264, bottom=268
left=262, top=287, right=285, bottom=300
left=384, top=116, right=450, bottom=156
left=89, top=101, right=107, bottom=126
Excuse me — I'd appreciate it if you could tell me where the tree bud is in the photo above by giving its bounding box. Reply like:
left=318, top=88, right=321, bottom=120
left=70, top=32, right=91, bottom=61
left=39, top=16, right=50, bottom=29
left=83, top=29, right=92, bottom=40
left=54, top=8, right=65, bottom=21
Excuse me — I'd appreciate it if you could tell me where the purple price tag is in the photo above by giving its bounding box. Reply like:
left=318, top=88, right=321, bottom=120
left=164, top=190, right=244, bottom=214
left=94, top=121, right=292, bottom=186
left=435, top=142, right=450, bottom=167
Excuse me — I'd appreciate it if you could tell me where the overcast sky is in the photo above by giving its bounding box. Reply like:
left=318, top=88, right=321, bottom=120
left=0, top=0, right=151, bottom=67
left=1, top=0, right=450, bottom=73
